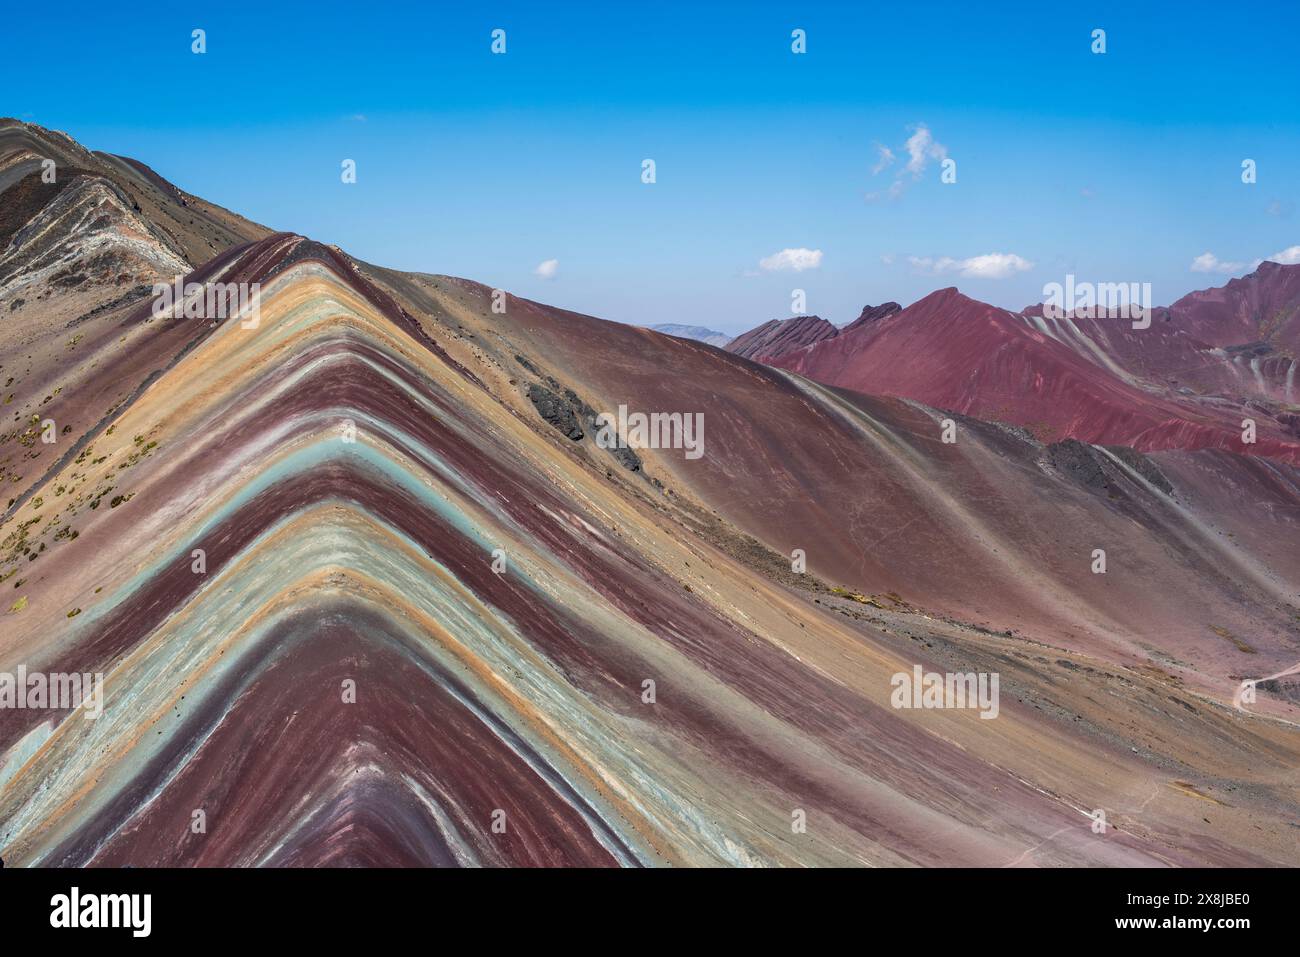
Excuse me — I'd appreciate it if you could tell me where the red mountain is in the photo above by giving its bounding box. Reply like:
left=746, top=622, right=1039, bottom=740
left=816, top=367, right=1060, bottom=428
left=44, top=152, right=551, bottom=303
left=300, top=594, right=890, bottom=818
left=842, top=300, right=902, bottom=333
left=1019, top=261, right=1300, bottom=404
left=724, top=303, right=903, bottom=363
left=754, top=278, right=1300, bottom=464
left=724, top=314, right=839, bottom=361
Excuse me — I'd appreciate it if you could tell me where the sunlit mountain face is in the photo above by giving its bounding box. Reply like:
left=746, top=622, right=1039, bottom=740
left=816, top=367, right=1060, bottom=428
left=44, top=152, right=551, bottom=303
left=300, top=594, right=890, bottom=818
left=0, top=111, right=1297, bottom=870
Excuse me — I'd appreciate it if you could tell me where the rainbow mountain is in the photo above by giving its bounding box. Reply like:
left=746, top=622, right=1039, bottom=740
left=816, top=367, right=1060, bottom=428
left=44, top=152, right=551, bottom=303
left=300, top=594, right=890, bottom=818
left=1, top=120, right=1297, bottom=867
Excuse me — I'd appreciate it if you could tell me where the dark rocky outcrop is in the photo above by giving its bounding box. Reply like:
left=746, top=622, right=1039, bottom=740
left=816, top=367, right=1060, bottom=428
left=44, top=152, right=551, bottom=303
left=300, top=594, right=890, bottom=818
left=1103, top=445, right=1174, bottom=495
left=1046, top=438, right=1173, bottom=498
left=526, top=384, right=584, bottom=440
left=842, top=301, right=902, bottom=333
left=524, top=381, right=643, bottom=472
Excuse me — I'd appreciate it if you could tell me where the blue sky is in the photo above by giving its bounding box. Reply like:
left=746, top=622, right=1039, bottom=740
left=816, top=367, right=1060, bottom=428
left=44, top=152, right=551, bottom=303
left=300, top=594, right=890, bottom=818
left=5, top=0, right=1298, bottom=333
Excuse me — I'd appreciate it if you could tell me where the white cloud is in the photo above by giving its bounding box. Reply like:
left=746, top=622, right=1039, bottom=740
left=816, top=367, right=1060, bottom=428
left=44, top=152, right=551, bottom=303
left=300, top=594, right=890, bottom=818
left=960, top=253, right=1033, bottom=278
left=759, top=247, right=823, bottom=272
left=871, top=144, right=895, bottom=175
left=534, top=258, right=559, bottom=279
left=866, top=123, right=948, bottom=202
left=1190, top=252, right=1246, bottom=274
left=907, top=252, right=1033, bottom=280
left=903, top=124, right=947, bottom=178
left=1190, top=246, right=1299, bottom=274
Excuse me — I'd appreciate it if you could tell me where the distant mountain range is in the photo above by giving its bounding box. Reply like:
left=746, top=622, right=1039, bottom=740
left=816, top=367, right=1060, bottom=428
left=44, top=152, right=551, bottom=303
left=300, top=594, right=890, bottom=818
left=648, top=323, right=732, bottom=347
left=726, top=274, right=1300, bottom=463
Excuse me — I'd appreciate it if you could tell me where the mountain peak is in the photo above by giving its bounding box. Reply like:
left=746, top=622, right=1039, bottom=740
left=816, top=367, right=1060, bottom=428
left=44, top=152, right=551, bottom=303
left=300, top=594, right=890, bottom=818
left=724, top=313, right=838, bottom=361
